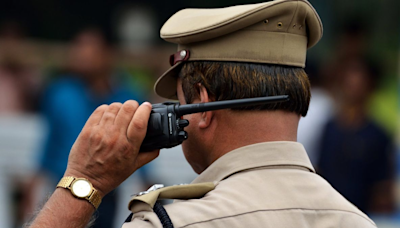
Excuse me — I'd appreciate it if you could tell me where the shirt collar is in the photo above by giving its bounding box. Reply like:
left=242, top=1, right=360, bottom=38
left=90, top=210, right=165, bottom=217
left=192, top=141, right=315, bottom=184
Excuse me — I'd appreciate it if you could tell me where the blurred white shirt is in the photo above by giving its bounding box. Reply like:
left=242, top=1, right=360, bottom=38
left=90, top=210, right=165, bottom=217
left=298, top=88, right=334, bottom=165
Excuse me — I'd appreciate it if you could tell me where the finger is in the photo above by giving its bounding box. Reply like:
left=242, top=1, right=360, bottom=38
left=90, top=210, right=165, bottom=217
left=99, top=102, right=123, bottom=126
left=135, top=150, right=160, bottom=169
left=114, top=100, right=139, bottom=133
left=127, top=102, right=152, bottom=148
left=83, top=104, right=108, bottom=128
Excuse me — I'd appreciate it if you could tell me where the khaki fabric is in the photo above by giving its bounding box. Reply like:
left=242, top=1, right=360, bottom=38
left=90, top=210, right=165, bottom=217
left=123, top=142, right=376, bottom=228
left=128, top=182, right=216, bottom=210
left=160, top=0, right=321, bottom=48
left=154, top=0, right=323, bottom=99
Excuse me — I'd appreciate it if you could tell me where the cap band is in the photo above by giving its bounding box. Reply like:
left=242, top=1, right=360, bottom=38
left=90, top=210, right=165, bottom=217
left=179, top=30, right=307, bottom=67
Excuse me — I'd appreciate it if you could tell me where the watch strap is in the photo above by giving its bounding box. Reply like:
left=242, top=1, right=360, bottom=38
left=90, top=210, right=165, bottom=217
left=88, top=189, right=102, bottom=209
left=57, top=176, right=102, bottom=209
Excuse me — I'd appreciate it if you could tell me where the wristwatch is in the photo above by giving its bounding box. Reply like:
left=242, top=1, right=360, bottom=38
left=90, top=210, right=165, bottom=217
left=57, top=176, right=102, bottom=209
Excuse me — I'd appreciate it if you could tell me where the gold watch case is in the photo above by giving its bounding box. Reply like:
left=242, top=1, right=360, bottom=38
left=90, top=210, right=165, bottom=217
left=71, top=178, right=93, bottom=198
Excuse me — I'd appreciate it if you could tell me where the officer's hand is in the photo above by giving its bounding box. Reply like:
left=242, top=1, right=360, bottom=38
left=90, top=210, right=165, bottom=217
left=64, top=101, right=159, bottom=197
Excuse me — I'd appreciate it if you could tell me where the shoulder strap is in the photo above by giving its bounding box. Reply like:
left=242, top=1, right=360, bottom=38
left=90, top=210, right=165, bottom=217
left=128, top=182, right=216, bottom=209
left=125, top=182, right=216, bottom=228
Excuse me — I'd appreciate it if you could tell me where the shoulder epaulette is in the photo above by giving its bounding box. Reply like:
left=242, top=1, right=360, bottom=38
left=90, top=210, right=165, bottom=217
left=128, top=182, right=216, bottom=210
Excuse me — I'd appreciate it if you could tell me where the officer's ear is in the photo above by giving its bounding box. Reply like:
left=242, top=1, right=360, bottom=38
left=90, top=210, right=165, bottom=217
left=197, top=84, right=213, bottom=129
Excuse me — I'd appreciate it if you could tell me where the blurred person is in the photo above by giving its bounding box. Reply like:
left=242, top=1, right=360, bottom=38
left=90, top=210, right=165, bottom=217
left=320, top=21, right=368, bottom=96
left=27, top=1, right=376, bottom=228
left=0, top=57, right=29, bottom=112
left=23, top=28, right=146, bottom=228
left=0, top=20, right=41, bottom=113
left=317, top=57, right=396, bottom=214
left=0, top=20, right=43, bottom=228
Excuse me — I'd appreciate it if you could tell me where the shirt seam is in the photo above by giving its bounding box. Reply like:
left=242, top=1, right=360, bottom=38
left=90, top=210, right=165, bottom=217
left=220, top=165, right=313, bottom=182
left=177, top=208, right=376, bottom=228
left=195, top=162, right=315, bottom=183
left=286, top=0, right=299, bottom=33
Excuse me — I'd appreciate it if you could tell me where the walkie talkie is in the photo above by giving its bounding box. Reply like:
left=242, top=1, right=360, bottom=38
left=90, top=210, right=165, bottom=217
left=140, top=95, right=289, bottom=151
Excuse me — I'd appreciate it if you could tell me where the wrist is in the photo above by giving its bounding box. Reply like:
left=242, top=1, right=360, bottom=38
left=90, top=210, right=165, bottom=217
left=29, top=188, right=95, bottom=228
left=55, top=187, right=96, bottom=212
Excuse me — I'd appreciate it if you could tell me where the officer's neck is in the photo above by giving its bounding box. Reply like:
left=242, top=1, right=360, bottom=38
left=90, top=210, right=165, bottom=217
left=204, top=110, right=300, bottom=168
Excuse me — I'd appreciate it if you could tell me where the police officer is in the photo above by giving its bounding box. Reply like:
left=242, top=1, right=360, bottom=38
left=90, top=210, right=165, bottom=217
left=27, top=1, right=376, bottom=228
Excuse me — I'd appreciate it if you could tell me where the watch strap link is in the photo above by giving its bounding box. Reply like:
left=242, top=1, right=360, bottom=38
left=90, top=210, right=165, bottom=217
left=88, top=190, right=102, bottom=209
left=57, top=176, right=75, bottom=188
left=57, top=176, right=102, bottom=210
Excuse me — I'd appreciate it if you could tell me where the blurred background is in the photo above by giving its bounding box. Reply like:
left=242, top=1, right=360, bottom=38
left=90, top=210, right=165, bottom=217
left=0, top=0, right=398, bottom=227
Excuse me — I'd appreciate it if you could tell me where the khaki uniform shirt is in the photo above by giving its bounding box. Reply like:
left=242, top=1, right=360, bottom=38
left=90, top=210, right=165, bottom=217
left=123, top=142, right=376, bottom=228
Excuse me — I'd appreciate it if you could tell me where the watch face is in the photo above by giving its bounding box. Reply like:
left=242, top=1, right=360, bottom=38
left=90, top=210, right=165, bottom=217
left=71, top=179, right=92, bottom=198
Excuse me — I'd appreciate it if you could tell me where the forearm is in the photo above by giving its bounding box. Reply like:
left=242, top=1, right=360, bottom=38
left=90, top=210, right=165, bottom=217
left=27, top=188, right=95, bottom=228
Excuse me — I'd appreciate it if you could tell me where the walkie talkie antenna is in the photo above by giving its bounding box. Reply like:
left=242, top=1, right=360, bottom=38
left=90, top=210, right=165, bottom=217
left=140, top=95, right=290, bottom=151
left=175, top=95, right=289, bottom=117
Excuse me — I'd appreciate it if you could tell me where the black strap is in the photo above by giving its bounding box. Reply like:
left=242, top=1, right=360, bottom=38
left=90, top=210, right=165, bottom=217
left=124, top=213, right=133, bottom=223
left=153, top=202, right=174, bottom=228
left=124, top=202, right=174, bottom=228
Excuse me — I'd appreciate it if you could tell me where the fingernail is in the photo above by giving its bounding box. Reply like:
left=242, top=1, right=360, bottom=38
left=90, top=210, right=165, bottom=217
left=142, top=102, right=152, bottom=107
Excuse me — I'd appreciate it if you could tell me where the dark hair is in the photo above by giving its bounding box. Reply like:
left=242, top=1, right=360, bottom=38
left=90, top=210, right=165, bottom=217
left=179, top=61, right=311, bottom=117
